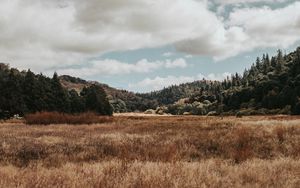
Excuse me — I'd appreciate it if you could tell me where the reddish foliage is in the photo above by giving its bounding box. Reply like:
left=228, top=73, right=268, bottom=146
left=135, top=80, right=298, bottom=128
left=25, top=112, right=113, bottom=125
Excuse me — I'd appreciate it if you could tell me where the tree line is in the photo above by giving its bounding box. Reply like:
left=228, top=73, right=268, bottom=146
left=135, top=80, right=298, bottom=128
left=0, top=64, right=112, bottom=119
left=2, top=46, right=300, bottom=117
left=140, top=47, right=300, bottom=115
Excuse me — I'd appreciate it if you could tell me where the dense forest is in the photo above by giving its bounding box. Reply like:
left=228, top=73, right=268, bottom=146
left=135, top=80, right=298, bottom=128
left=1, top=47, right=300, bottom=118
left=0, top=64, right=112, bottom=119
left=145, top=47, right=300, bottom=115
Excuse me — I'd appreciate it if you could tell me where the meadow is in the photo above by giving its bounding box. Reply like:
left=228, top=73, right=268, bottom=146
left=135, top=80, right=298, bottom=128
left=0, top=115, right=299, bottom=187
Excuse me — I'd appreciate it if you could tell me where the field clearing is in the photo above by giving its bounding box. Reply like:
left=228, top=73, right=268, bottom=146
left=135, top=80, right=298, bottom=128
left=0, top=116, right=299, bottom=187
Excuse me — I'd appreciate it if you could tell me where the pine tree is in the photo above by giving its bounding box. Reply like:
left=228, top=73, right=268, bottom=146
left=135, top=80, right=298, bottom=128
left=3, top=70, right=26, bottom=116
left=69, top=89, right=85, bottom=113
left=256, top=57, right=261, bottom=71
left=81, top=85, right=113, bottom=115
left=51, top=72, right=70, bottom=112
left=23, top=70, right=38, bottom=113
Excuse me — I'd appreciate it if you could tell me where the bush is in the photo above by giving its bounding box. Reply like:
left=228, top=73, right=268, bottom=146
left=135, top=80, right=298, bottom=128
left=207, top=111, right=218, bottom=116
left=144, top=109, right=156, bottom=114
left=25, top=112, right=113, bottom=125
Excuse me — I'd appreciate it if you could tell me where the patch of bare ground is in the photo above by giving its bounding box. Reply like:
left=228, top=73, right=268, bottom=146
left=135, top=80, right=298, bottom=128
left=0, top=116, right=299, bottom=187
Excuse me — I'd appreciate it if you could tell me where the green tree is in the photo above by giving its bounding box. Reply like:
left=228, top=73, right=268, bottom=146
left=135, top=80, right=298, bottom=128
left=69, top=89, right=85, bottom=113
left=1, top=70, right=26, bottom=116
left=23, top=70, right=39, bottom=113
left=51, top=72, right=70, bottom=112
left=81, top=85, right=113, bottom=115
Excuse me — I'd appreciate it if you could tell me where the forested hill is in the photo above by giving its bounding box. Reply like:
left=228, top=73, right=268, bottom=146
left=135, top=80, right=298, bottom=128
left=1, top=46, right=300, bottom=117
left=59, top=75, right=211, bottom=112
left=153, top=47, right=300, bottom=115
left=0, top=65, right=113, bottom=119
left=60, top=46, right=300, bottom=115
left=59, top=75, right=159, bottom=113
left=137, top=80, right=213, bottom=105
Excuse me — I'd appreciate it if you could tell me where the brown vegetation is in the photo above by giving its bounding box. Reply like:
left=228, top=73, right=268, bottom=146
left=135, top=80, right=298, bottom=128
left=0, top=159, right=299, bottom=188
left=0, top=116, right=299, bottom=187
left=25, top=111, right=113, bottom=125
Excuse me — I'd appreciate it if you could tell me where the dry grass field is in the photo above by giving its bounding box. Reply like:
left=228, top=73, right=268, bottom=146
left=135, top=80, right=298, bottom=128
left=0, top=115, right=299, bottom=187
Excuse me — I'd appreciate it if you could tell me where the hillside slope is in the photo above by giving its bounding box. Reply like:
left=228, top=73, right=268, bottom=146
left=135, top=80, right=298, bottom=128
left=156, top=47, right=300, bottom=115
left=59, top=76, right=215, bottom=113
left=59, top=75, right=158, bottom=112
left=137, top=80, right=215, bottom=105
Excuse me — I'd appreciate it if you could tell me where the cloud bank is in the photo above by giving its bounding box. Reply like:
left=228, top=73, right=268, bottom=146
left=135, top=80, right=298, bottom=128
left=56, top=58, right=187, bottom=77
left=214, top=0, right=288, bottom=5
left=0, top=0, right=299, bottom=73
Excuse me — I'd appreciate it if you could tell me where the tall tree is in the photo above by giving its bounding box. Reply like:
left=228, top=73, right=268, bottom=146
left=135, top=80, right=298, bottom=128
left=81, top=85, right=113, bottom=115
left=23, top=70, right=39, bottom=113
left=51, top=72, right=70, bottom=112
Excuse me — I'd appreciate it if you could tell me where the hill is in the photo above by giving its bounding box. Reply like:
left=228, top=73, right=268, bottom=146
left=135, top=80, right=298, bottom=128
left=59, top=75, right=158, bottom=113
left=59, top=46, right=300, bottom=115
left=137, top=80, right=214, bottom=105
left=152, top=47, right=300, bottom=115
left=59, top=76, right=215, bottom=113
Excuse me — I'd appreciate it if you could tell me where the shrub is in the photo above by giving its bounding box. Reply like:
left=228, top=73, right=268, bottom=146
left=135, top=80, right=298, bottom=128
left=25, top=112, right=113, bottom=125
left=144, top=109, right=156, bottom=114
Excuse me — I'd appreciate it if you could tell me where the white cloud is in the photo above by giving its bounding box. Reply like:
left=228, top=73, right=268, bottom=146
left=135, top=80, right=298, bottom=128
left=129, top=72, right=231, bottom=92
left=197, top=72, right=231, bottom=81
left=0, top=0, right=299, bottom=72
left=214, top=0, right=288, bottom=5
left=227, top=3, right=300, bottom=50
left=164, top=59, right=187, bottom=68
left=176, top=1, right=300, bottom=60
left=0, top=0, right=219, bottom=71
left=129, top=76, right=196, bottom=92
left=162, top=52, right=174, bottom=57
left=56, top=58, right=187, bottom=77
left=213, top=0, right=289, bottom=5
left=185, top=55, right=193, bottom=59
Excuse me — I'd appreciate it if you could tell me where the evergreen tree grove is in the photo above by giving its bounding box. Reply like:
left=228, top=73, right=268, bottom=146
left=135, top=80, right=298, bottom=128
left=0, top=65, right=113, bottom=118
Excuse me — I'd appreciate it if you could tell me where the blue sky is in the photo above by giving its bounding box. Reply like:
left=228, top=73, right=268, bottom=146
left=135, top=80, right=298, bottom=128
left=88, top=42, right=300, bottom=92
left=1, top=0, right=300, bottom=92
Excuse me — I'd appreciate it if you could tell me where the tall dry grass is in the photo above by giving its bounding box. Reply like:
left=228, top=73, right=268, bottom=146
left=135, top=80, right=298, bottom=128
left=0, top=116, right=299, bottom=187
left=0, top=159, right=299, bottom=188
left=25, top=111, right=113, bottom=125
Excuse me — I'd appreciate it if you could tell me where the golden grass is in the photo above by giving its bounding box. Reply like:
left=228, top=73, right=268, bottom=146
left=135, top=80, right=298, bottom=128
left=0, top=116, right=299, bottom=187
left=0, top=159, right=299, bottom=188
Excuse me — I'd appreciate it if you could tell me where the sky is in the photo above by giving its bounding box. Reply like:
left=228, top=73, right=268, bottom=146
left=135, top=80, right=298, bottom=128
left=0, top=0, right=300, bottom=92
